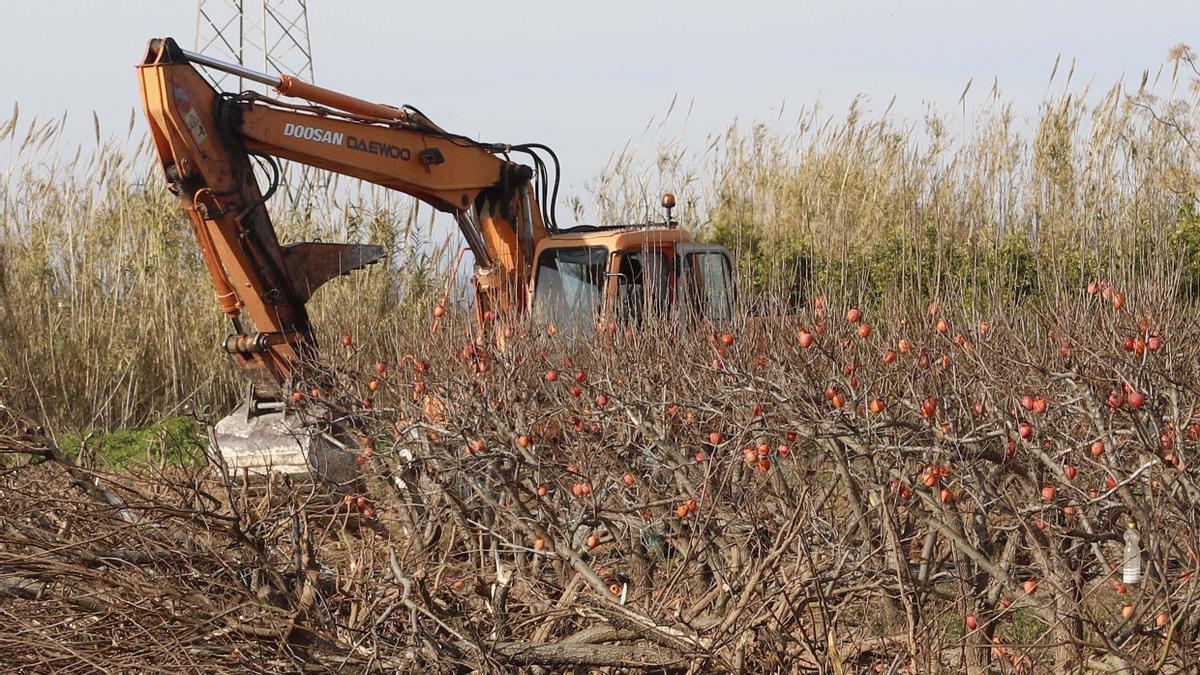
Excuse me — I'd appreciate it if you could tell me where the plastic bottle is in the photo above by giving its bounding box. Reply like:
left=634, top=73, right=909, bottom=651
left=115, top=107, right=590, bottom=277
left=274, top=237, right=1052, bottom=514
left=1122, top=521, right=1141, bottom=585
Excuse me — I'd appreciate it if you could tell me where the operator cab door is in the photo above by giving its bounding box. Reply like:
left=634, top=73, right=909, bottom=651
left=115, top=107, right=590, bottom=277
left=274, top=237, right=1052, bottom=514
left=612, top=247, right=673, bottom=324
left=675, top=243, right=735, bottom=322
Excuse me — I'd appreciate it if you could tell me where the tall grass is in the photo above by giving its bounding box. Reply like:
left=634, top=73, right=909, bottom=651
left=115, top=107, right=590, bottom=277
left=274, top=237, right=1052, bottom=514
left=0, top=109, right=441, bottom=431
left=2, top=47, right=1199, bottom=431
left=597, top=48, right=1200, bottom=311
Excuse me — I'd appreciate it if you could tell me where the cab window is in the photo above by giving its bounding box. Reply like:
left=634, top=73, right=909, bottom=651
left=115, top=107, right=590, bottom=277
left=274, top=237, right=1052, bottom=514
left=677, top=249, right=734, bottom=321
left=531, top=246, right=607, bottom=337
left=615, top=249, right=671, bottom=323
left=692, top=251, right=733, bottom=320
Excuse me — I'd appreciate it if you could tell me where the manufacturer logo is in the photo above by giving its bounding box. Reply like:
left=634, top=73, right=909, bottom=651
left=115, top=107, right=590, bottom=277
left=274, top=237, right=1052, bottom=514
left=347, top=135, right=411, bottom=161
left=282, top=122, right=344, bottom=146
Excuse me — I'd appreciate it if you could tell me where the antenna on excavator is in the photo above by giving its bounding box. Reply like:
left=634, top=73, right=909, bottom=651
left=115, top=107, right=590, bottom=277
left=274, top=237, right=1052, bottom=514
left=194, top=0, right=321, bottom=206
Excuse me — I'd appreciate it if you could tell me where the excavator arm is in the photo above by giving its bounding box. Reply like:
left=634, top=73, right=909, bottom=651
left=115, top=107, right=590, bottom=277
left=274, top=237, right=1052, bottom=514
left=137, top=37, right=547, bottom=386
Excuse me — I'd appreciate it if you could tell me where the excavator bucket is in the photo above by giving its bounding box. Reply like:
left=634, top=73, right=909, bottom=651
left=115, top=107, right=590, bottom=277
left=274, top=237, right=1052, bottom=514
left=210, top=386, right=359, bottom=485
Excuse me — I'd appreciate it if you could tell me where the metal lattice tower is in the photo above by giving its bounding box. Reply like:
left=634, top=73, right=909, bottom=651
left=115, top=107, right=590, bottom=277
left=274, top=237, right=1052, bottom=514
left=195, top=0, right=321, bottom=204
left=195, top=0, right=314, bottom=90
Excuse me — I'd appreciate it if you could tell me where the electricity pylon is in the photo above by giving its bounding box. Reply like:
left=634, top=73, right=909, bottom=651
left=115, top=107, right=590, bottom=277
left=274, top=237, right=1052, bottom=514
left=195, top=0, right=321, bottom=207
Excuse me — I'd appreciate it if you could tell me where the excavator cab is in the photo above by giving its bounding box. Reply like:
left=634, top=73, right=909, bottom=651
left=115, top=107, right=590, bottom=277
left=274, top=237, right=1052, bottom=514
left=529, top=229, right=735, bottom=336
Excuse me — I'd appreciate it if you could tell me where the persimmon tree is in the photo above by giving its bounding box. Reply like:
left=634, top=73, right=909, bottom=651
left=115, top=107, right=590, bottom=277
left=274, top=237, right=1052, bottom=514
left=2, top=282, right=1199, bottom=673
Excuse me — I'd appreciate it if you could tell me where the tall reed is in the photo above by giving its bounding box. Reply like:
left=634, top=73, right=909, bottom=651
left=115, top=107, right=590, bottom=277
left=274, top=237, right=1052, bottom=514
left=2, top=47, right=1198, bottom=431
left=0, top=108, right=439, bottom=431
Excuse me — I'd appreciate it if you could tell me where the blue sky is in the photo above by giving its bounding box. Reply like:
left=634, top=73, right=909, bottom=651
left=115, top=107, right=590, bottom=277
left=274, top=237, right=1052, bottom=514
left=1, top=0, right=1195, bottom=224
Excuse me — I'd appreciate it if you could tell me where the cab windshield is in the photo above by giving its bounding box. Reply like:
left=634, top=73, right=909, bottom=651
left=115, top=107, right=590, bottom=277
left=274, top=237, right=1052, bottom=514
left=531, top=246, right=608, bottom=337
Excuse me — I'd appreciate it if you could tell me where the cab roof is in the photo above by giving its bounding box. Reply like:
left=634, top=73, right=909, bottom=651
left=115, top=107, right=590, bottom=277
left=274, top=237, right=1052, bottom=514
left=538, top=224, right=695, bottom=253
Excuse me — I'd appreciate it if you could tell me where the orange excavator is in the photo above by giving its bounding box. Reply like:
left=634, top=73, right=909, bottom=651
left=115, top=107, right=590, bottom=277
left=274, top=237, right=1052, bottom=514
left=137, top=37, right=734, bottom=477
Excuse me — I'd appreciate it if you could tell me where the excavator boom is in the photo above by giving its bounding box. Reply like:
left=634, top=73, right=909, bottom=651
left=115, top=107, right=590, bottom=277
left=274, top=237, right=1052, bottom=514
left=138, top=37, right=545, bottom=385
